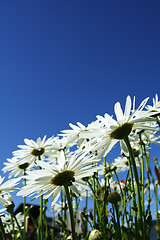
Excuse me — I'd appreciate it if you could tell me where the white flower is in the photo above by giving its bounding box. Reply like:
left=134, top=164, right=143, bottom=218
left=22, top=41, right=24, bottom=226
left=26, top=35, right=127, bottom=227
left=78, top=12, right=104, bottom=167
left=60, top=122, right=87, bottom=146
left=60, top=120, right=104, bottom=149
left=1, top=212, right=24, bottom=235
left=17, top=150, right=100, bottom=206
left=49, top=136, right=74, bottom=159
left=0, top=193, right=14, bottom=213
left=80, top=96, right=156, bottom=157
left=112, top=156, right=139, bottom=172
left=0, top=176, right=19, bottom=204
left=146, top=94, right=160, bottom=114
left=2, top=157, right=35, bottom=178
left=12, top=136, right=55, bottom=163
left=132, top=126, right=160, bottom=148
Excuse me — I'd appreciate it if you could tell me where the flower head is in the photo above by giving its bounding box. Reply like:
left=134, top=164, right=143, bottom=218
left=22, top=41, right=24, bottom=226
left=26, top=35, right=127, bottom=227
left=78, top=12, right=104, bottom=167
left=146, top=94, right=160, bottom=114
left=0, top=176, right=19, bottom=205
left=17, top=150, right=100, bottom=205
left=88, top=229, right=103, bottom=240
left=80, top=96, right=157, bottom=157
left=112, top=156, right=139, bottom=172
left=2, top=157, right=34, bottom=178
left=12, top=136, right=55, bottom=164
left=1, top=212, right=24, bottom=236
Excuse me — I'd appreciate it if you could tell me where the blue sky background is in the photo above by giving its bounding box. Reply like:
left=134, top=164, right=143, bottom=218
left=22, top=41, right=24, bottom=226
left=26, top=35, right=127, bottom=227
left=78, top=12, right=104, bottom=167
left=0, top=1, right=160, bottom=217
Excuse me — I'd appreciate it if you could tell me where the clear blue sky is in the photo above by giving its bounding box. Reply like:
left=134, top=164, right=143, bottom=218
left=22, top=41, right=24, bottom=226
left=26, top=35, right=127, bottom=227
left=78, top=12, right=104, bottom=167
left=0, top=1, right=160, bottom=216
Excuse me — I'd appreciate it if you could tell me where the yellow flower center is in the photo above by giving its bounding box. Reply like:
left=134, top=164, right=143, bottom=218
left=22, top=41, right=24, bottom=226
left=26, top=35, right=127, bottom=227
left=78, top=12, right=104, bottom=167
left=31, top=148, right=45, bottom=156
left=50, top=170, right=75, bottom=186
left=109, top=123, right=133, bottom=140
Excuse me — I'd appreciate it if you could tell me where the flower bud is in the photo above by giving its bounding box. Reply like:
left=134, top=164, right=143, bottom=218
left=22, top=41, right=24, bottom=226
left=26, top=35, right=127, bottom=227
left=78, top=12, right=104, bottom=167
left=88, top=229, right=103, bottom=240
left=67, top=235, right=72, bottom=240
left=107, top=191, right=121, bottom=204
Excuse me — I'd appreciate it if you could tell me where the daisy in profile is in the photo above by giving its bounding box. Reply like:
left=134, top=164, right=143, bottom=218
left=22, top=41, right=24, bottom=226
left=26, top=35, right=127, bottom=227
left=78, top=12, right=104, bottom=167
left=146, top=94, right=160, bottom=114
left=112, top=156, right=139, bottom=172
left=49, top=136, right=75, bottom=159
left=60, top=120, right=104, bottom=149
left=2, top=157, right=35, bottom=178
left=80, top=96, right=157, bottom=157
left=1, top=212, right=24, bottom=237
left=0, top=176, right=19, bottom=205
left=17, top=150, right=100, bottom=206
left=59, top=122, right=87, bottom=146
left=12, top=136, right=55, bottom=164
left=146, top=94, right=160, bottom=127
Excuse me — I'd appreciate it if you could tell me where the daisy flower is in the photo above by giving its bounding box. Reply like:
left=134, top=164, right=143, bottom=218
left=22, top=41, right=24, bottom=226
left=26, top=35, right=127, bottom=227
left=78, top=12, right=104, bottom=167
left=112, top=156, right=140, bottom=172
left=49, top=136, right=75, bottom=159
left=0, top=193, right=15, bottom=215
left=1, top=212, right=24, bottom=236
left=131, top=126, right=160, bottom=149
left=2, top=157, right=35, bottom=178
left=0, top=176, right=19, bottom=205
left=146, top=94, right=160, bottom=114
left=59, top=122, right=87, bottom=146
left=17, top=150, right=100, bottom=206
left=80, top=96, right=157, bottom=157
left=12, top=136, right=55, bottom=164
left=60, top=120, right=104, bottom=149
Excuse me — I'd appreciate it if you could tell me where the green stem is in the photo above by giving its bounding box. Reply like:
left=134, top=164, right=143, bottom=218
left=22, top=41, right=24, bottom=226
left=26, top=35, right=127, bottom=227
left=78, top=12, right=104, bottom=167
left=114, top=170, right=124, bottom=226
left=64, top=184, right=76, bottom=240
left=155, top=183, right=160, bottom=237
left=115, top=203, right=122, bottom=240
left=144, top=146, right=152, bottom=239
left=127, top=157, right=137, bottom=230
left=23, top=170, right=26, bottom=240
left=40, top=195, right=43, bottom=240
left=92, top=173, right=96, bottom=228
left=13, top=214, right=23, bottom=240
left=11, top=213, right=16, bottom=240
left=103, top=157, right=108, bottom=236
left=38, top=156, right=44, bottom=240
left=86, top=179, right=101, bottom=222
left=138, top=133, right=145, bottom=218
left=0, top=217, right=6, bottom=240
left=51, top=205, right=54, bottom=240
left=124, top=135, right=143, bottom=239
left=85, top=190, right=88, bottom=237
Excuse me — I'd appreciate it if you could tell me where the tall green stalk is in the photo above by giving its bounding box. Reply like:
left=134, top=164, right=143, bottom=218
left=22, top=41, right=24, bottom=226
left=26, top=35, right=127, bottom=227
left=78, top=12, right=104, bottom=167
left=11, top=213, right=16, bottom=240
left=38, top=156, right=45, bottom=240
left=138, top=133, right=145, bottom=218
left=92, top=173, right=96, bottom=228
left=64, top=184, right=76, bottom=240
left=144, top=151, right=151, bottom=239
left=126, top=156, right=138, bottom=235
left=114, top=203, right=122, bottom=240
left=86, top=179, right=101, bottom=223
left=23, top=170, right=26, bottom=240
left=39, top=195, right=44, bottom=239
left=154, top=183, right=160, bottom=239
left=13, top=213, right=23, bottom=240
left=124, top=135, right=143, bottom=239
left=0, top=217, right=6, bottom=240
left=51, top=205, right=54, bottom=240
left=103, top=157, right=108, bottom=238
left=114, top=170, right=125, bottom=226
